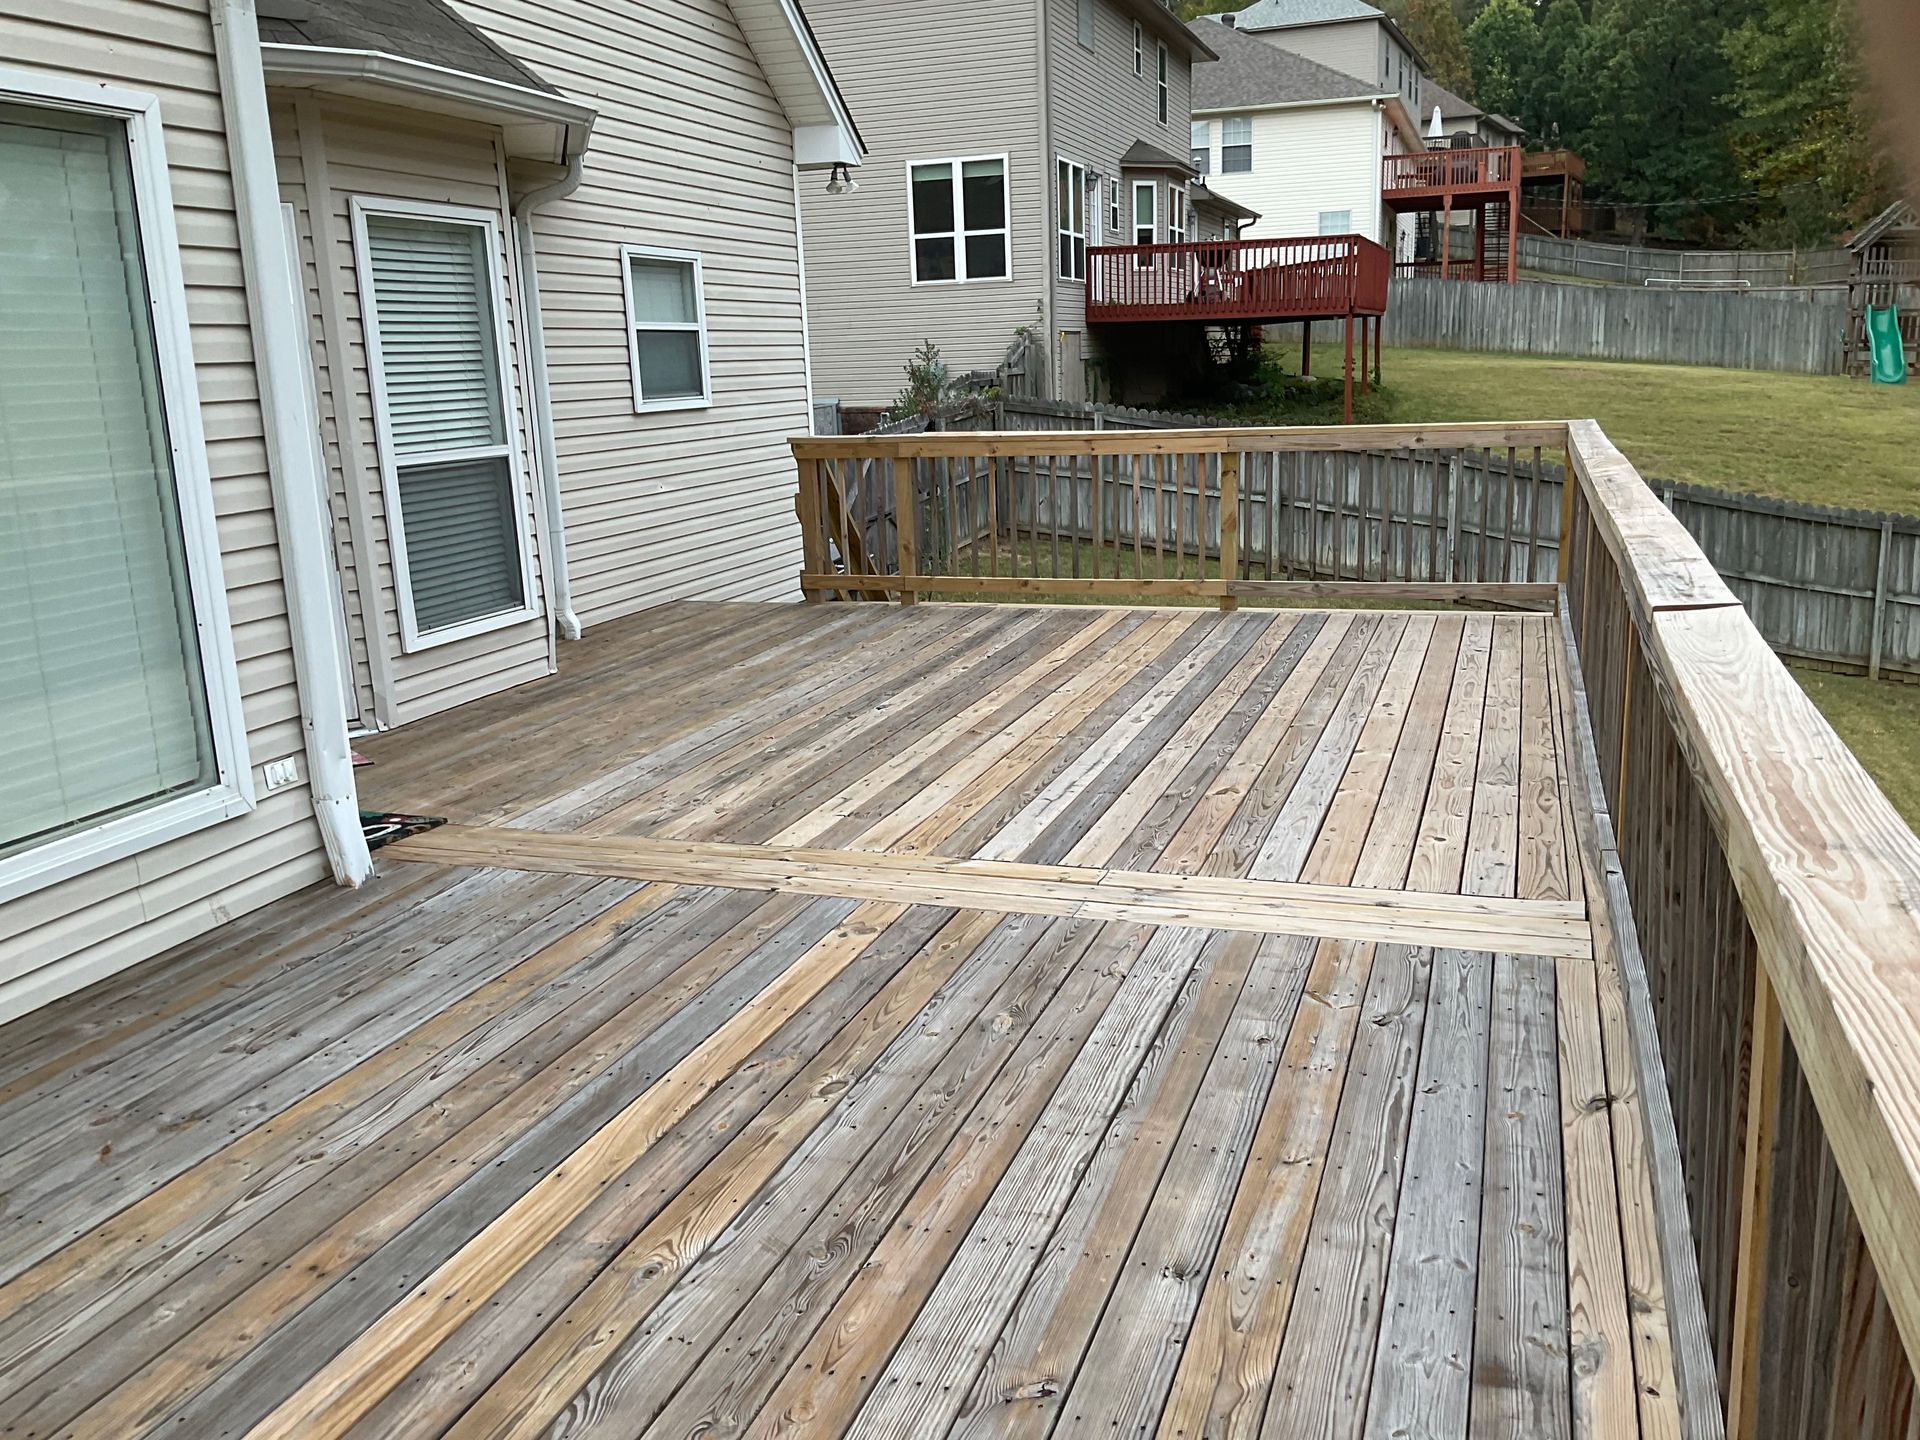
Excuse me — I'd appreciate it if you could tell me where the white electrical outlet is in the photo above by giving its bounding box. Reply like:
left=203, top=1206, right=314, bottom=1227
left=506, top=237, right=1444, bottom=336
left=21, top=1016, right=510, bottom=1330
left=262, top=757, right=300, bottom=792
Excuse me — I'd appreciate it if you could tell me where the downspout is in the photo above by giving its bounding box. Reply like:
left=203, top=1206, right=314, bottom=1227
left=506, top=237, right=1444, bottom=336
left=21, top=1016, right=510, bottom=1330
left=208, top=0, right=372, bottom=887
left=512, top=153, right=587, bottom=640
left=1034, top=0, right=1055, bottom=399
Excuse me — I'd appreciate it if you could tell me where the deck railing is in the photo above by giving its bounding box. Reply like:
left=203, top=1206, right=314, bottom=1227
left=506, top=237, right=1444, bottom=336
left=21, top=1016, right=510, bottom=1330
left=1383, top=145, right=1522, bottom=193
left=790, top=420, right=1920, bottom=1436
left=1087, top=235, right=1390, bottom=323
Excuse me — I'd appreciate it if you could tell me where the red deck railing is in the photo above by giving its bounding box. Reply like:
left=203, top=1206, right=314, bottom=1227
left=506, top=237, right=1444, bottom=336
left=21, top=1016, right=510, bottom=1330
left=1382, top=145, right=1521, bottom=195
left=1086, top=235, right=1390, bottom=324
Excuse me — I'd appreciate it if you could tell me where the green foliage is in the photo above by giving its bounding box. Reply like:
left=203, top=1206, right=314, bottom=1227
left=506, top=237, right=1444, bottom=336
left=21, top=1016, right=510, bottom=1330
left=1723, top=0, right=1892, bottom=246
left=1173, top=0, right=1241, bottom=17
left=887, top=339, right=957, bottom=423
left=1462, top=0, right=1531, bottom=118
left=1402, top=0, right=1473, bottom=94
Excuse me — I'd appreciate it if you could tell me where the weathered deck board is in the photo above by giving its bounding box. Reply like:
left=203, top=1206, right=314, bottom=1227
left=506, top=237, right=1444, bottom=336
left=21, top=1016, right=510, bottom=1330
left=0, top=601, right=1681, bottom=1440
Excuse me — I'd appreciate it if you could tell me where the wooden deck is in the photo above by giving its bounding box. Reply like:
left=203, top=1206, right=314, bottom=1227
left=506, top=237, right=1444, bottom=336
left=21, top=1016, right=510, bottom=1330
left=0, top=601, right=1683, bottom=1440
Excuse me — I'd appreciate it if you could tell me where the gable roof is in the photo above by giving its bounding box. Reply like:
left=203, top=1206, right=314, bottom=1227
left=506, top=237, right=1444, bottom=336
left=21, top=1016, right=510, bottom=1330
left=258, top=0, right=555, bottom=93
left=1119, top=140, right=1199, bottom=176
left=1112, top=0, right=1221, bottom=63
left=1230, top=0, right=1385, bottom=28
left=1849, top=199, right=1919, bottom=252
left=1192, top=13, right=1381, bottom=110
left=1417, top=76, right=1525, bottom=139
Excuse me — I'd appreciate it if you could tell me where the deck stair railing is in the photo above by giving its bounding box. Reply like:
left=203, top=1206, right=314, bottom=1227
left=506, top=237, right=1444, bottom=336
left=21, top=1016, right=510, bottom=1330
left=790, top=420, right=1920, bottom=1437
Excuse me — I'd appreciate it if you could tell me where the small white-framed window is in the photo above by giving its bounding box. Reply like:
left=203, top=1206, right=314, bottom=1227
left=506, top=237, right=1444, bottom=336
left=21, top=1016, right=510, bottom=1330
left=1189, top=120, right=1211, bottom=175
left=0, top=66, right=255, bottom=902
left=1223, top=116, right=1253, bottom=173
left=908, top=155, right=1010, bottom=285
left=1132, top=179, right=1157, bottom=267
left=1057, top=158, right=1087, bottom=281
left=1169, top=184, right=1188, bottom=245
left=1077, top=0, right=1095, bottom=49
left=1157, top=44, right=1169, bottom=123
left=1108, top=175, right=1122, bottom=237
left=621, top=246, right=712, bottom=412
left=1319, top=209, right=1354, bottom=235
left=352, top=198, right=537, bottom=651
left=1133, top=21, right=1143, bottom=74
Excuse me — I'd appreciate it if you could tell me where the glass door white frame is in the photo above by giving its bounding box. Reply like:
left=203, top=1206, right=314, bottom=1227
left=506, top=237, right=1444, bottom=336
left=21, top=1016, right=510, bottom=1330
left=0, top=64, right=253, bottom=906
left=348, top=196, right=539, bottom=653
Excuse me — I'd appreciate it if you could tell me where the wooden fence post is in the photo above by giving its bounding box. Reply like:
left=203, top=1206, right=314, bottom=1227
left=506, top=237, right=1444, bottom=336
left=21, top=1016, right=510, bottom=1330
left=1870, top=518, right=1894, bottom=680
left=1728, top=964, right=1784, bottom=1440
left=1219, top=451, right=1241, bottom=611
left=796, top=456, right=827, bottom=601
left=894, top=460, right=917, bottom=606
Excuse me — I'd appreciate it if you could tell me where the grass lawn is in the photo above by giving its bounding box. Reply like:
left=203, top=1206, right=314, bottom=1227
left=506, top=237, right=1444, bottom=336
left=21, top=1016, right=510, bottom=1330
left=1791, top=667, right=1920, bottom=832
left=1371, top=346, right=1920, bottom=515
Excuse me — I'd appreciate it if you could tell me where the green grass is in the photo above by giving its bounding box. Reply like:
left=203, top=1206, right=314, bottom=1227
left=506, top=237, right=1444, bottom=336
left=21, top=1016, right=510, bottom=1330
left=1369, top=346, right=1920, bottom=515
left=1790, top=666, right=1920, bottom=831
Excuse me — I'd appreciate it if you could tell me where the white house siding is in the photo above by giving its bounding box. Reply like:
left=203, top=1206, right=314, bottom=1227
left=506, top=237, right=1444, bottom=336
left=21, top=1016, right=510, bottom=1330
left=799, top=0, right=1045, bottom=409
left=272, top=95, right=555, bottom=727
left=450, top=0, right=815, bottom=622
left=0, top=2, right=330, bottom=1023
left=1243, top=18, right=1378, bottom=87
left=1199, top=100, right=1383, bottom=244
left=1048, top=0, right=1197, bottom=391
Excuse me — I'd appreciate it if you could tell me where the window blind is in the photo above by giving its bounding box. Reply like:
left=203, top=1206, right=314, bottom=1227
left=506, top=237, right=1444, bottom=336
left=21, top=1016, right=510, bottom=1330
left=361, top=213, right=525, bottom=636
left=0, top=102, right=214, bottom=857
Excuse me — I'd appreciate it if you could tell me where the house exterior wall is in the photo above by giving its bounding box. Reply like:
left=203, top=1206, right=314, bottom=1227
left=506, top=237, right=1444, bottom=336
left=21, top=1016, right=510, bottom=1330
left=1242, top=18, right=1375, bottom=87
left=800, top=0, right=1045, bottom=410
left=451, top=0, right=817, bottom=621
left=272, top=94, right=556, bottom=729
left=1196, top=100, right=1384, bottom=244
left=1048, top=0, right=1198, bottom=397
left=0, top=3, right=330, bottom=1023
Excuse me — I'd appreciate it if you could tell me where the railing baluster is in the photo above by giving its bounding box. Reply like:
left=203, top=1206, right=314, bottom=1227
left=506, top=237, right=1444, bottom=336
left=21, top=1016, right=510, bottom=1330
left=1049, top=454, right=1062, bottom=580
left=1131, top=453, right=1143, bottom=580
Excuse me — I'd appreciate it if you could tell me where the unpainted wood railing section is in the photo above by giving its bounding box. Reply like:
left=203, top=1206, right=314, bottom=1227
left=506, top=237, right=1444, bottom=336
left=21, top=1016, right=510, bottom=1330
left=1562, top=444, right=1920, bottom=1440
left=793, top=427, right=1566, bottom=608
left=789, top=420, right=1920, bottom=1440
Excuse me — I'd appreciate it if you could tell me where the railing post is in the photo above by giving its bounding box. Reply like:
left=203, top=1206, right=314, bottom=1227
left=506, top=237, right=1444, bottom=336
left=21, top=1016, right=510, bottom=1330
left=796, top=455, right=827, bottom=601
left=1219, top=450, right=1240, bottom=611
left=1728, top=963, right=1783, bottom=1440
left=1557, top=446, right=1575, bottom=584
left=894, top=460, right=917, bottom=607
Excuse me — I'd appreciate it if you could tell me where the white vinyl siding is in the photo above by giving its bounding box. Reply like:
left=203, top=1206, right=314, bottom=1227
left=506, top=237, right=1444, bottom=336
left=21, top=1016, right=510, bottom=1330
left=622, top=247, right=712, bottom=411
left=1196, top=102, right=1386, bottom=245
left=1242, top=17, right=1380, bottom=89
left=353, top=200, right=535, bottom=651
left=0, top=22, right=330, bottom=1022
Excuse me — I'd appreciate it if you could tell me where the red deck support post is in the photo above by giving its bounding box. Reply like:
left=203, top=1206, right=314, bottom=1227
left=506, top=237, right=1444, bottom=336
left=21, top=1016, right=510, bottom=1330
left=1302, top=320, right=1312, bottom=378
left=1359, top=310, right=1370, bottom=395
left=1342, top=315, right=1354, bottom=424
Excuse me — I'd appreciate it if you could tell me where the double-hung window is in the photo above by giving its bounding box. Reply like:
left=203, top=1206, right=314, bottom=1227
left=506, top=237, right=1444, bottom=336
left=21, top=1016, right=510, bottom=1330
left=1108, top=176, right=1122, bottom=238
left=1157, top=45, right=1169, bottom=123
left=909, top=156, right=1009, bottom=284
left=1189, top=121, right=1211, bottom=175
left=1222, top=116, right=1253, bottom=173
left=1057, top=158, right=1087, bottom=281
left=354, top=200, right=534, bottom=649
left=0, top=72, right=251, bottom=895
left=623, top=246, right=711, bottom=411
left=1168, top=185, right=1188, bottom=246
left=1076, top=0, right=1095, bottom=49
left=1133, top=22, right=1143, bottom=74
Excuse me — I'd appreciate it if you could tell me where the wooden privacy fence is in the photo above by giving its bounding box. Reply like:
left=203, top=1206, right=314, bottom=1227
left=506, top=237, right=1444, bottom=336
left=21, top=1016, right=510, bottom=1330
left=790, top=417, right=1920, bottom=1437
left=1497, top=233, right=1853, bottom=288
left=1358, top=276, right=1847, bottom=375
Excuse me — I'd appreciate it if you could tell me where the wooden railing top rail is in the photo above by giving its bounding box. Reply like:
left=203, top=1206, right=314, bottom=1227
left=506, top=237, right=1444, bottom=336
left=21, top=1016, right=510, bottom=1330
left=1565, top=421, right=1920, bottom=1373
left=789, top=420, right=1570, bottom=462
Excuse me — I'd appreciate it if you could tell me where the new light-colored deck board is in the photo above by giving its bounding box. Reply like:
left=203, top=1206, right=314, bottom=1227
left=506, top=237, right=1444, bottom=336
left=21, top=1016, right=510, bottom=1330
left=0, top=601, right=1678, bottom=1440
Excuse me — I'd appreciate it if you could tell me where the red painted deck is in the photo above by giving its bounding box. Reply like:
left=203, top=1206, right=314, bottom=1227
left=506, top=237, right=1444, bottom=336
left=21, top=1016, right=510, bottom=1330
left=1086, top=234, right=1389, bottom=325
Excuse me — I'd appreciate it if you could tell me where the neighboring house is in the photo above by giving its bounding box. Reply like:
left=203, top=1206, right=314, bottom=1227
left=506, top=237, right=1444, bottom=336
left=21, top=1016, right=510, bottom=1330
left=1221, top=0, right=1425, bottom=121
left=1189, top=14, right=1422, bottom=256
left=1419, top=77, right=1524, bottom=149
left=0, top=0, right=859, bottom=1022
left=798, top=0, right=1217, bottom=408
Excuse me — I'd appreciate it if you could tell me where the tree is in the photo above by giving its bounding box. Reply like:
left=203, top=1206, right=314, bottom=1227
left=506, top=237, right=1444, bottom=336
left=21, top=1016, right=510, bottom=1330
left=1724, top=0, right=1891, bottom=245
left=1403, top=0, right=1473, bottom=94
left=1462, top=0, right=1532, bottom=118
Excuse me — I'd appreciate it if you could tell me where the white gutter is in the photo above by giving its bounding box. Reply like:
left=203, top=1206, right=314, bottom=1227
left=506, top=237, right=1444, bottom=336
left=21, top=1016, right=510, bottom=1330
left=511, top=155, right=588, bottom=641
left=209, top=0, right=372, bottom=886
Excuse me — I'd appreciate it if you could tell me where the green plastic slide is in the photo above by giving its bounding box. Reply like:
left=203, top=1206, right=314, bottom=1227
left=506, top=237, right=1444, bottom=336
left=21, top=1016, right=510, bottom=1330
left=1867, top=304, right=1908, bottom=384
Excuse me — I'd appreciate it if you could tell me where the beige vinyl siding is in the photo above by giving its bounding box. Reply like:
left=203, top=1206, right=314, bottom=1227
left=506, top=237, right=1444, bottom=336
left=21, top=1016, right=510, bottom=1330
left=449, top=0, right=814, bottom=622
left=0, top=1, right=330, bottom=1023
left=1199, top=100, right=1384, bottom=244
left=273, top=95, right=555, bottom=726
left=1048, top=0, right=1197, bottom=361
left=1244, top=17, right=1379, bottom=88
left=799, top=0, right=1045, bottom=408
